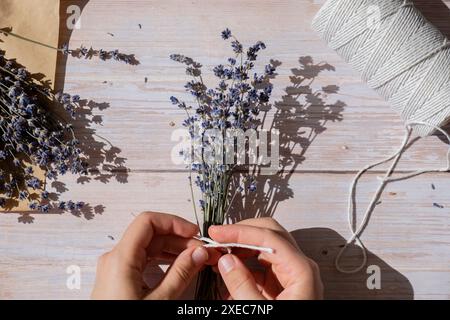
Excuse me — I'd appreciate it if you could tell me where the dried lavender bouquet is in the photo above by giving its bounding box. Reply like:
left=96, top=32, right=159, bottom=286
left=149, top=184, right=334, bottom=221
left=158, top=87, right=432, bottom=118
left=170, top=29, right=276, bottom=299
left=0, top=50, right=86, bottom=212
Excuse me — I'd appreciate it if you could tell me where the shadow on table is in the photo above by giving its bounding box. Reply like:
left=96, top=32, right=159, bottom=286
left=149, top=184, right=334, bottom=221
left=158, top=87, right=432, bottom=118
left=291, top=228, right=414, bottom=300
left=229, top=56, right=345, bottom=221
left=53, top=1, right=129, bottom=220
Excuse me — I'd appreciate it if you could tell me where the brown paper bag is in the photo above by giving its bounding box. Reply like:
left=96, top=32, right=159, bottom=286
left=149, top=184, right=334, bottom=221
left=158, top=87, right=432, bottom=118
left=0, top=0, right=60, bottom=212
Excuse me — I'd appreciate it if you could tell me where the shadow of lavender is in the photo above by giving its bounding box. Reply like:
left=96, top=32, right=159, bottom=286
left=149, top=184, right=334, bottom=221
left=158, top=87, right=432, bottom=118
left=228, top=56, right=345, bottom=221
left=46, top=98, right=129, bottom=221
left=47, top=0, right=129, bottom=221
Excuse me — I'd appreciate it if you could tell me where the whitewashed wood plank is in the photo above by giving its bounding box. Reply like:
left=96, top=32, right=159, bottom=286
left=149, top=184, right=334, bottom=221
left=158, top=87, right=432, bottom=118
left=1, top=171, right=449, bottom=299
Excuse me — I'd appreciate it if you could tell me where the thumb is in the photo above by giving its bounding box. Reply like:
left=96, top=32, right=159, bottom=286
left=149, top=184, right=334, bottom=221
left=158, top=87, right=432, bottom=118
left=146, top=246, right=208, bottom=300
left=218, top=254, right=265, bottom=300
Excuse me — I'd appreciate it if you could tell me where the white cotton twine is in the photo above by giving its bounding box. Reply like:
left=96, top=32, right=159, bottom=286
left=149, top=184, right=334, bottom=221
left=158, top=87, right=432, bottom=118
left=195, top=237, right=274, bottom=254
left=312, top=0, right=450, bottom=273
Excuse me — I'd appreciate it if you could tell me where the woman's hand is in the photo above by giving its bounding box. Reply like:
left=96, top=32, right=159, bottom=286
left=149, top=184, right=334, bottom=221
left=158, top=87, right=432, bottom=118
left=209, top=218, right=323, bottom=300
left=91, top=212, right=219, bottom=300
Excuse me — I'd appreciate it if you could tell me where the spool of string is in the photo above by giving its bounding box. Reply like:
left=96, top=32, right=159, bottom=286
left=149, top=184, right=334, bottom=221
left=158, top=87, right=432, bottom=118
left=312, top=0, right=450, bottom=273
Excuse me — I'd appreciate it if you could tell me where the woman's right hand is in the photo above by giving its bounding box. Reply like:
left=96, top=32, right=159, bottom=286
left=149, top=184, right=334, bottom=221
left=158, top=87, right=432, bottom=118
left=209, top=218, right=323, bottom=300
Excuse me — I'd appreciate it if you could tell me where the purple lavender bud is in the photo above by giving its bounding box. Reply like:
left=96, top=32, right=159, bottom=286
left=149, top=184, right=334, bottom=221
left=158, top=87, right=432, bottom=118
left=221, top=28, right=232, bottom=40
left=75, top=202, right=84, bottom=210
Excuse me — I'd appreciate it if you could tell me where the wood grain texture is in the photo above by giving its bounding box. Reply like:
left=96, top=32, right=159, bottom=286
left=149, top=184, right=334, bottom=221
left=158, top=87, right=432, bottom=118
left=1, top=0, right=450, bottom=300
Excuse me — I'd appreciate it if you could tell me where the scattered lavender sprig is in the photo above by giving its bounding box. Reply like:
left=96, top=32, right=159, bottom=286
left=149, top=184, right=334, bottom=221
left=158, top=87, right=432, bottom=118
left=0, top=50, right=86, bottom=212
left=170, top=29, right=276, bottom=299
left=1, top=27, right=138, bottom=65
left=60, top=43, right=138, bottom=65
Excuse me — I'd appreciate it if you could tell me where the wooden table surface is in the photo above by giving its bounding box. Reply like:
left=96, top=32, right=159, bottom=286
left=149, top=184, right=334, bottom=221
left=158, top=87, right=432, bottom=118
left=1, top=0, right=450, bottom=300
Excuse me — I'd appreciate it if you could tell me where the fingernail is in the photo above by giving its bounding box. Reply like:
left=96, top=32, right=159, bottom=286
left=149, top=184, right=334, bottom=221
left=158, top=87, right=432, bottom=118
left=192, top=247, right=208, bottom=266
left=219, top=254, right=235, bottom=274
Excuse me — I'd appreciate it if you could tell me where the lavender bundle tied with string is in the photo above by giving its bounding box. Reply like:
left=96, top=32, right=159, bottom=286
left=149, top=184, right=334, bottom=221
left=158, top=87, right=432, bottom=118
left=170, top=29, right=277, bottom=299
left=312, top=0, right=450, bottom=273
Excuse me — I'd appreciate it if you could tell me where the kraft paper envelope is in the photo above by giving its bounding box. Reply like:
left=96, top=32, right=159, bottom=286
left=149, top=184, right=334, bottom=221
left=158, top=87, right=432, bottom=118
left=0, top=0, right=60, bottom=212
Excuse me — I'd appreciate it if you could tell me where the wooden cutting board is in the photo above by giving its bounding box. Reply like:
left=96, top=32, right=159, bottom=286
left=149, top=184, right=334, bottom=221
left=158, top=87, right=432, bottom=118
left=0, top=0, right=60, bottom=212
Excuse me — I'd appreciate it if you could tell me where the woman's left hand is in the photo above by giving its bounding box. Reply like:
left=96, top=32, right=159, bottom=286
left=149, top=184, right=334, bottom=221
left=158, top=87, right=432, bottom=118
left=91, top=212, right=220, bottom=300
